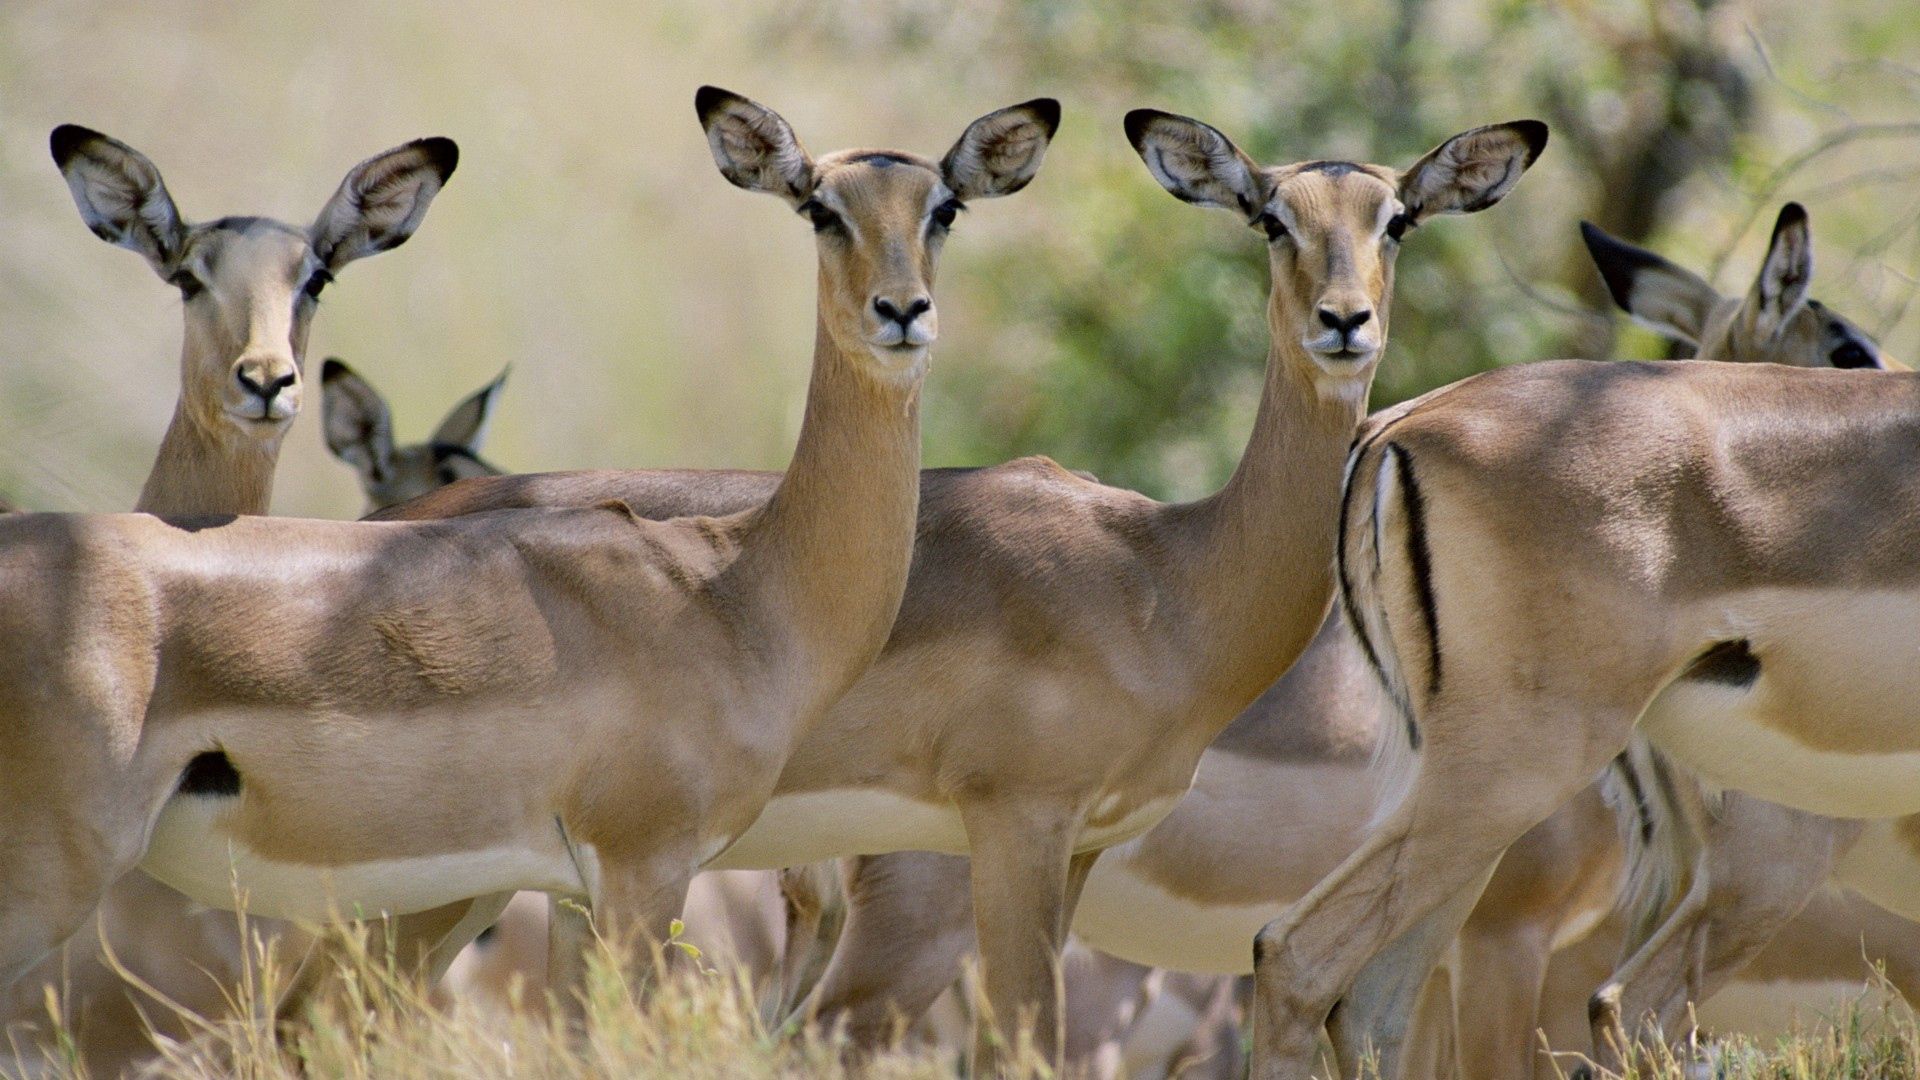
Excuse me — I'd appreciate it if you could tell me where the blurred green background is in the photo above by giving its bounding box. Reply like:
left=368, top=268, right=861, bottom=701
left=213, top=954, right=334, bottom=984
left=2, top=0, right=1916, bottom=514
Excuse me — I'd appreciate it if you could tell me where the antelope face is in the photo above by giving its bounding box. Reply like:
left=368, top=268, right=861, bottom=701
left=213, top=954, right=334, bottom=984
left=697, top=86, right=1059, bottom=381
left=322, top=358, right=509, bottom=512
left=1258, top=164, right=1404, bottom=372
left=170, top=220, right=327, bottom=431
left=1583, top=203, right=1894, bottom=370
left=799, top=150, right=956, bottom=373
left=52, top=125, right=457, bottom=442
left=1126, top=111, right=1546, bottom=394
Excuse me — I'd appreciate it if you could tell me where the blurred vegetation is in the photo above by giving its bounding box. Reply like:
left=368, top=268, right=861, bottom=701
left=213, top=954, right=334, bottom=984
left=1, top=0, right=1917, bottom=509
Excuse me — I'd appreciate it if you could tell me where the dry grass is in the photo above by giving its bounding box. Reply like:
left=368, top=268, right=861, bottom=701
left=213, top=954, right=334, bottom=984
left=8, top=916, right=1918, bottom=1080
left=4, top=917, right=1063, bottom=1080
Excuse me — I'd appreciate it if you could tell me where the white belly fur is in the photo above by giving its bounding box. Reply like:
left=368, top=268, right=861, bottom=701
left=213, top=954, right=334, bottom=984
left=1641, top=589, right=1920, bottom=820
left=1833, top=818, right=1920, bottom=922
left=142, top=796, right=591, bottom=920
left=1642, top=682, right=1920, bottom=819
left=1070, top=854, right=1276, bottom=975
left=706, top=788, right=1181, bottom=871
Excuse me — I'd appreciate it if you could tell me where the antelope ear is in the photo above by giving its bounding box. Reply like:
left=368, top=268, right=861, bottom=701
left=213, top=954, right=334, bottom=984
left=51, top=125, right=188, bottom=276
left=429, top=366, right=510, bottom=451
left=320, top=359, right=396, bottom=485
left=1398, top=121, right=1547, bottom=222
left=1122, top=109, right=1271, bottom=220
left=696, top=86, right=817, bottom=206
left=311, top=137, right=458, bottom=271
left=940, top=98, right=1060, bottom=200
left=1580, top=221, right=1719, bottom=347
left=1748, top=203, right=1812, bottom=342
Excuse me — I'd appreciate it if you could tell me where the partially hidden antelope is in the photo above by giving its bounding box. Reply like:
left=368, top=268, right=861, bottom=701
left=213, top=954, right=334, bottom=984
left=315, top=361, right=827, bottom=1018
left=372, top=109, right=1546, bottom=1065
left=322, top=358, right=509, bottom=512
left=1567, top=208, right=1917, bottom=1074
left=1246, top=198, right=1920, bottom=1079
left=0, top=126, right=457, bottom=1075
left=0, top=85, right=1045, bottom=1023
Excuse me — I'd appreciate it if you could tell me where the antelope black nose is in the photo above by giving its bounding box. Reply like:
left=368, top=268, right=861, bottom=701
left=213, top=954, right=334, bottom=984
left=874, top=296, right=932, bottom=327
left=1318, top=308, right=1373, bottom=335
left=236, top=368, right=297, bottom=402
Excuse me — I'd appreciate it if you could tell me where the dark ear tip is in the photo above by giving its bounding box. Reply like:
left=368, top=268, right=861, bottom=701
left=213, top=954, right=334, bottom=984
left=1021, top=98, right=1062, bottom=137
left=1122, top=109, right=1166, bottom=151
left=49, top=124, right=101, bottom=167
left=695, top=85, right=742, bottom=124
left=1775, top=201, right=1809, bottom=233
left=321, top=358, right=350, bottom=382
left=1511, top=120, right=1549, bottom=162
left=412, top=137, right=459, bottom=180
left=1578, top=220, right=1608, bottom=248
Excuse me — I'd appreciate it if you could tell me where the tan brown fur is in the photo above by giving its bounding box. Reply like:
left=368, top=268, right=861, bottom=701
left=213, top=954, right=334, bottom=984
left=1251, top=333, right=1920, bottom=1076
left=0, top=91, right=1056, bottom=1041
left=373, top=113, right=1545, bottom=1065
left=0, top=127, right=457, bottom=1077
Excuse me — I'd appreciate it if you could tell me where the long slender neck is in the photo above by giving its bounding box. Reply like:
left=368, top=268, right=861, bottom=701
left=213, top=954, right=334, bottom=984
left=732, top=298, right=923, bottom=712
left=135, top=349, right=284, bottom=516
left=1170, top=293, right=1371, bottom=706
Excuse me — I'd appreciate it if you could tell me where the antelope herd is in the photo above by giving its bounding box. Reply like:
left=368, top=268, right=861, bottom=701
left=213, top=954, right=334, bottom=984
left=0, top=84, right=1915, bottom=1080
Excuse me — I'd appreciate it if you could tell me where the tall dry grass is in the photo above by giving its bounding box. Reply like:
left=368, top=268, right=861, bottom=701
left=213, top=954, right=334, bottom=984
left=6, top=911, right=1918, bottom=1080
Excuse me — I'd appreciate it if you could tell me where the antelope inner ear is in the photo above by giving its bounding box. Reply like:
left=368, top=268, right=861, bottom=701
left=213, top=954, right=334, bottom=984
left=1122, top=109, right=1270, bottom=219
left=695, top=85, right=817, bottom=206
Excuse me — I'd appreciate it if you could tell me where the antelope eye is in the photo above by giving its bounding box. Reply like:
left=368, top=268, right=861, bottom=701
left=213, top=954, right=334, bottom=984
left=1385, top=212, right=1415, bottom=243
left=931, top=198, right=965, bottom=232
left=1254, top=211, right=1288, bottom=243
left=1831, top=340, right=1877, bottom=369
left=302, top=268, right=333, bottom=300
left=169, top=269, right=204, bottom=300
left=798, top=199, right=843, bottom=233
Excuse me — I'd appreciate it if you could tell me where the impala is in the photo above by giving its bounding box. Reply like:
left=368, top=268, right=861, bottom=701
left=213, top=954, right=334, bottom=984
left=0, top=87, right=1049, bottom=1022
left=322, top=357, right=510, bottom=512
left=373, top=109, right=1546, bottom=1064
left=773, top=613, right=1621, bottom=1079
left=317, top=360, right=823, bottom=1018
left=1247, top=197, right=1920, bottom=1078
left=1569, top=208, right=1915, bottom=1074
left=1, top=126, right=456, bottom=1074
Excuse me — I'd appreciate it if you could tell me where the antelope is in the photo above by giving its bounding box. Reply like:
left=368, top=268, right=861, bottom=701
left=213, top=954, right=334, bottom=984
left=775, top=612, right=1621, bottom=1079
left=1568, top=210, right=1916, bottom=1073
left=807, top=207, right=1916, bottom=1080
left=1245, top=194, right=1920, bottom=1078
left=1, top=126, right=457, bottom=1075
left=315, top=365, right=830, bottom=1018
left=0, top=86, right=1047, bottom=1031
left=321, top=358, right=510, bottom=512
left=372, top=109, right=1546, bottom=1065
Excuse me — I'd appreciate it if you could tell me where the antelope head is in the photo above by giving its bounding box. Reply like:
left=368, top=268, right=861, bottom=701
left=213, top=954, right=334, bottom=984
left=51, top=127, right=459, bottom=440
left=321, top=358, right=508, bottom=512
left=1124, top=110, right=1547, bottom=398
left=1582, top=203, right=1892, bottom=369
left=696, top=86, right=1059, bottom=383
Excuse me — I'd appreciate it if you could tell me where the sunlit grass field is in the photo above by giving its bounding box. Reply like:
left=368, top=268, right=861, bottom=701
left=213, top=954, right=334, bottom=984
left=7, top=919, right=1917, bottom=1080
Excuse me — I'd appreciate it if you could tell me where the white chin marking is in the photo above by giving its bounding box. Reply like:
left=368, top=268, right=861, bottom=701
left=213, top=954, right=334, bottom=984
left=141, top=796, right=590, bottom=920
left=867, top=344, right=931, bottom=382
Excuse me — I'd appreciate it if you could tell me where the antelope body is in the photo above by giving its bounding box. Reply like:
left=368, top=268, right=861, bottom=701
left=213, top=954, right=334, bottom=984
left=1247, top=198, right=1920, bottom=1078
left=374, top=111, right=1547, bottom=1062
left=1, top=124, right=457, bottom=1075
left=0, top=88, right=1055, bottom=1018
